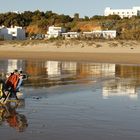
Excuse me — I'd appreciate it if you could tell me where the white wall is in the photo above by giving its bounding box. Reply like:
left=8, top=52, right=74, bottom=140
left=0, top=28, right=12, bottom=40
left=47, top=26, right=64, bottom=39
left=92, top=30, right=117, bottom=39
left=0, top=26, right=25, bottom=40
left=17, top=28, right=26, bottom=40
left=8, top=26, right=26, bottom=40
left=104, top=7, right=140, bottom=18
left=62, top=32, right=80, bottom=39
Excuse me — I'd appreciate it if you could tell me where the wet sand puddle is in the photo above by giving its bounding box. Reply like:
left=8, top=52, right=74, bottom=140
left=1, top=59, right=140, bottom=140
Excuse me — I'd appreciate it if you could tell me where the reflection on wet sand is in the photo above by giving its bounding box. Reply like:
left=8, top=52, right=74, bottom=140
left=102, top=65, right=140, bottom=99
left=0, top=59, right=140, bottom=97
left=0, top=100, right=28, bottom=132
left=25, top=61, right=116, bottom=87
left=1, top=59, right=140, bottom=139
left=102, top=79, right=138, bottom=99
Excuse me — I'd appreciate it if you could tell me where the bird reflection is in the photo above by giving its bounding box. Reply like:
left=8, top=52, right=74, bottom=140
left=0, top=99, right=28, bottom=132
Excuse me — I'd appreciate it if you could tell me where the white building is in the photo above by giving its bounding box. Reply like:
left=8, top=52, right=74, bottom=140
left=0, top=26, right=26, bottom=40
left=7, top=59, right=23, bottom=73
left=62, top=32, right=80, bottom=39
left=104, top=7, right=140, bottom=18
left=0, top=27, right=12, bottom=40
left=93, top=30, right=117, bottom=39
left=83, top=30, right=117, bottom=39
left=47, top=26, right=65, bottom=39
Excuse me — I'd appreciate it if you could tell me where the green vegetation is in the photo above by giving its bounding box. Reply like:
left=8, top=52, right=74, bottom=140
left=0, top=10, right=140, bottom=40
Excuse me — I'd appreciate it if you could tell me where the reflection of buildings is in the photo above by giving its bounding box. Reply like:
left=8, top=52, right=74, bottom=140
left=25, top=60, right=46, bottom=87
left=45, top=61, right=61, bottom=76
left=24, top=61, right=117, bottom=87
left=7, top=59, right=18, bottom=73
left=25, top=60, right=46, bottom=76
left=0, top=59, right=25, bottom=74
left=103, top=80, right=138, bottom=99
left=45, top=61, right=77, bottom=76
left=103, top=64, right=140, bottom=99
left=7, top=59, right=25, bottom=73
left=61, top=62, right=77, bottom=75
left=2, top=59, right=140, bottom=91
left=77, top=63, right=116, bottom=77
left=116, top=65, right=140, bottom=79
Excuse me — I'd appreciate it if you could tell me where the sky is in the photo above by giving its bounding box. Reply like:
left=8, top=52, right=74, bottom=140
left=0, top=0, right=140, bottom=17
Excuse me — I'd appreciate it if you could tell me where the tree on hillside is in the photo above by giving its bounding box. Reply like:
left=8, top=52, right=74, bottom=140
left=21, top=11, right=33, bottom=26
left=74, top=13, right=80, bottom=21
left=106, top=15, right=121, bottom=20
left=3, top=12, right=19, bottom=27
left=84, top=16, right=90, bottom=21
left=38, top=19, right=49, bottom=33
left=59, top=14, right=73, bottom=23
left=91, top=15, right=105, bottom=20
left=0, top=14, right=6, bottom=25
left=45, top=11, right=57, bottom=18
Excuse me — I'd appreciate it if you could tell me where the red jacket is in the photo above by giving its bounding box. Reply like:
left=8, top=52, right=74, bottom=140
left=6, top=73, right=19, bottom=91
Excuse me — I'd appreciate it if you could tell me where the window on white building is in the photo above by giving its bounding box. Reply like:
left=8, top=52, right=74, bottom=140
left=11, top=32, right=16, bottom=35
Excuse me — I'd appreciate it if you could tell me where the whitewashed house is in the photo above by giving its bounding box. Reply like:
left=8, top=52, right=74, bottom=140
left=0, top=26, right=26, bottom=40
left=47, top=26, right=65, bottom=39
left=83, top=30, right=117, bottom=39
left=8, top=26, right=26, bottom=40
left=62, top=32, right=80, bottom=39
left=104, top=7, right=140, bottom=18
left=103, top=30, right=117, bottom=39
left=93, top=30, right=117, bottom=39
left=82, top=32, right=95, bottom=38
left=0, top=26, right=12, bottom=40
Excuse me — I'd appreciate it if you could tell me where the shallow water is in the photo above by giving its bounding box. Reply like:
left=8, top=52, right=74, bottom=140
left=1, top=59, right=140, bottom=140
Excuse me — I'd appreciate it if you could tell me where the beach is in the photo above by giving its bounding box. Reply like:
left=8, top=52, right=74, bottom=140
left=0, top=39, right=140, bottom=64
left=1, top=50, right=140, bottom=140
left=1, top=59, right=140, bottom=140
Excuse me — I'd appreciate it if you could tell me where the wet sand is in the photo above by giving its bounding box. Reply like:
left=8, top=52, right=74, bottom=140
left=2, top=82, right=140, bottom=140
left=0, top=51, right=140, bottom=64
left=1, top=60, right=140, bottom=140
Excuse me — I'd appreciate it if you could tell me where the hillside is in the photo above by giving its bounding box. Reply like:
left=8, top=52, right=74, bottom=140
left=0, top=11, right=140, bottom=39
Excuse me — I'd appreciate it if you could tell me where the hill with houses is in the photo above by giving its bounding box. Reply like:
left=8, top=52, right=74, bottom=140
left=0, top=10, right=140, bottom=40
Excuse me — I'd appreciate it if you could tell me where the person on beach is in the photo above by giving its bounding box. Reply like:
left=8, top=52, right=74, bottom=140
left=5, top=70, right=21, bottom=99
left=0, top=70, right=26, bottom=104
left=16, top=71, right=24, bottom=92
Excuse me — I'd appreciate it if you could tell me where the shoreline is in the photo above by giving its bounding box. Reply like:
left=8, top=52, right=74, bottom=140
left=0, top=51, right=140, bottom=64
left=0, top=40, right=140, bottom=64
